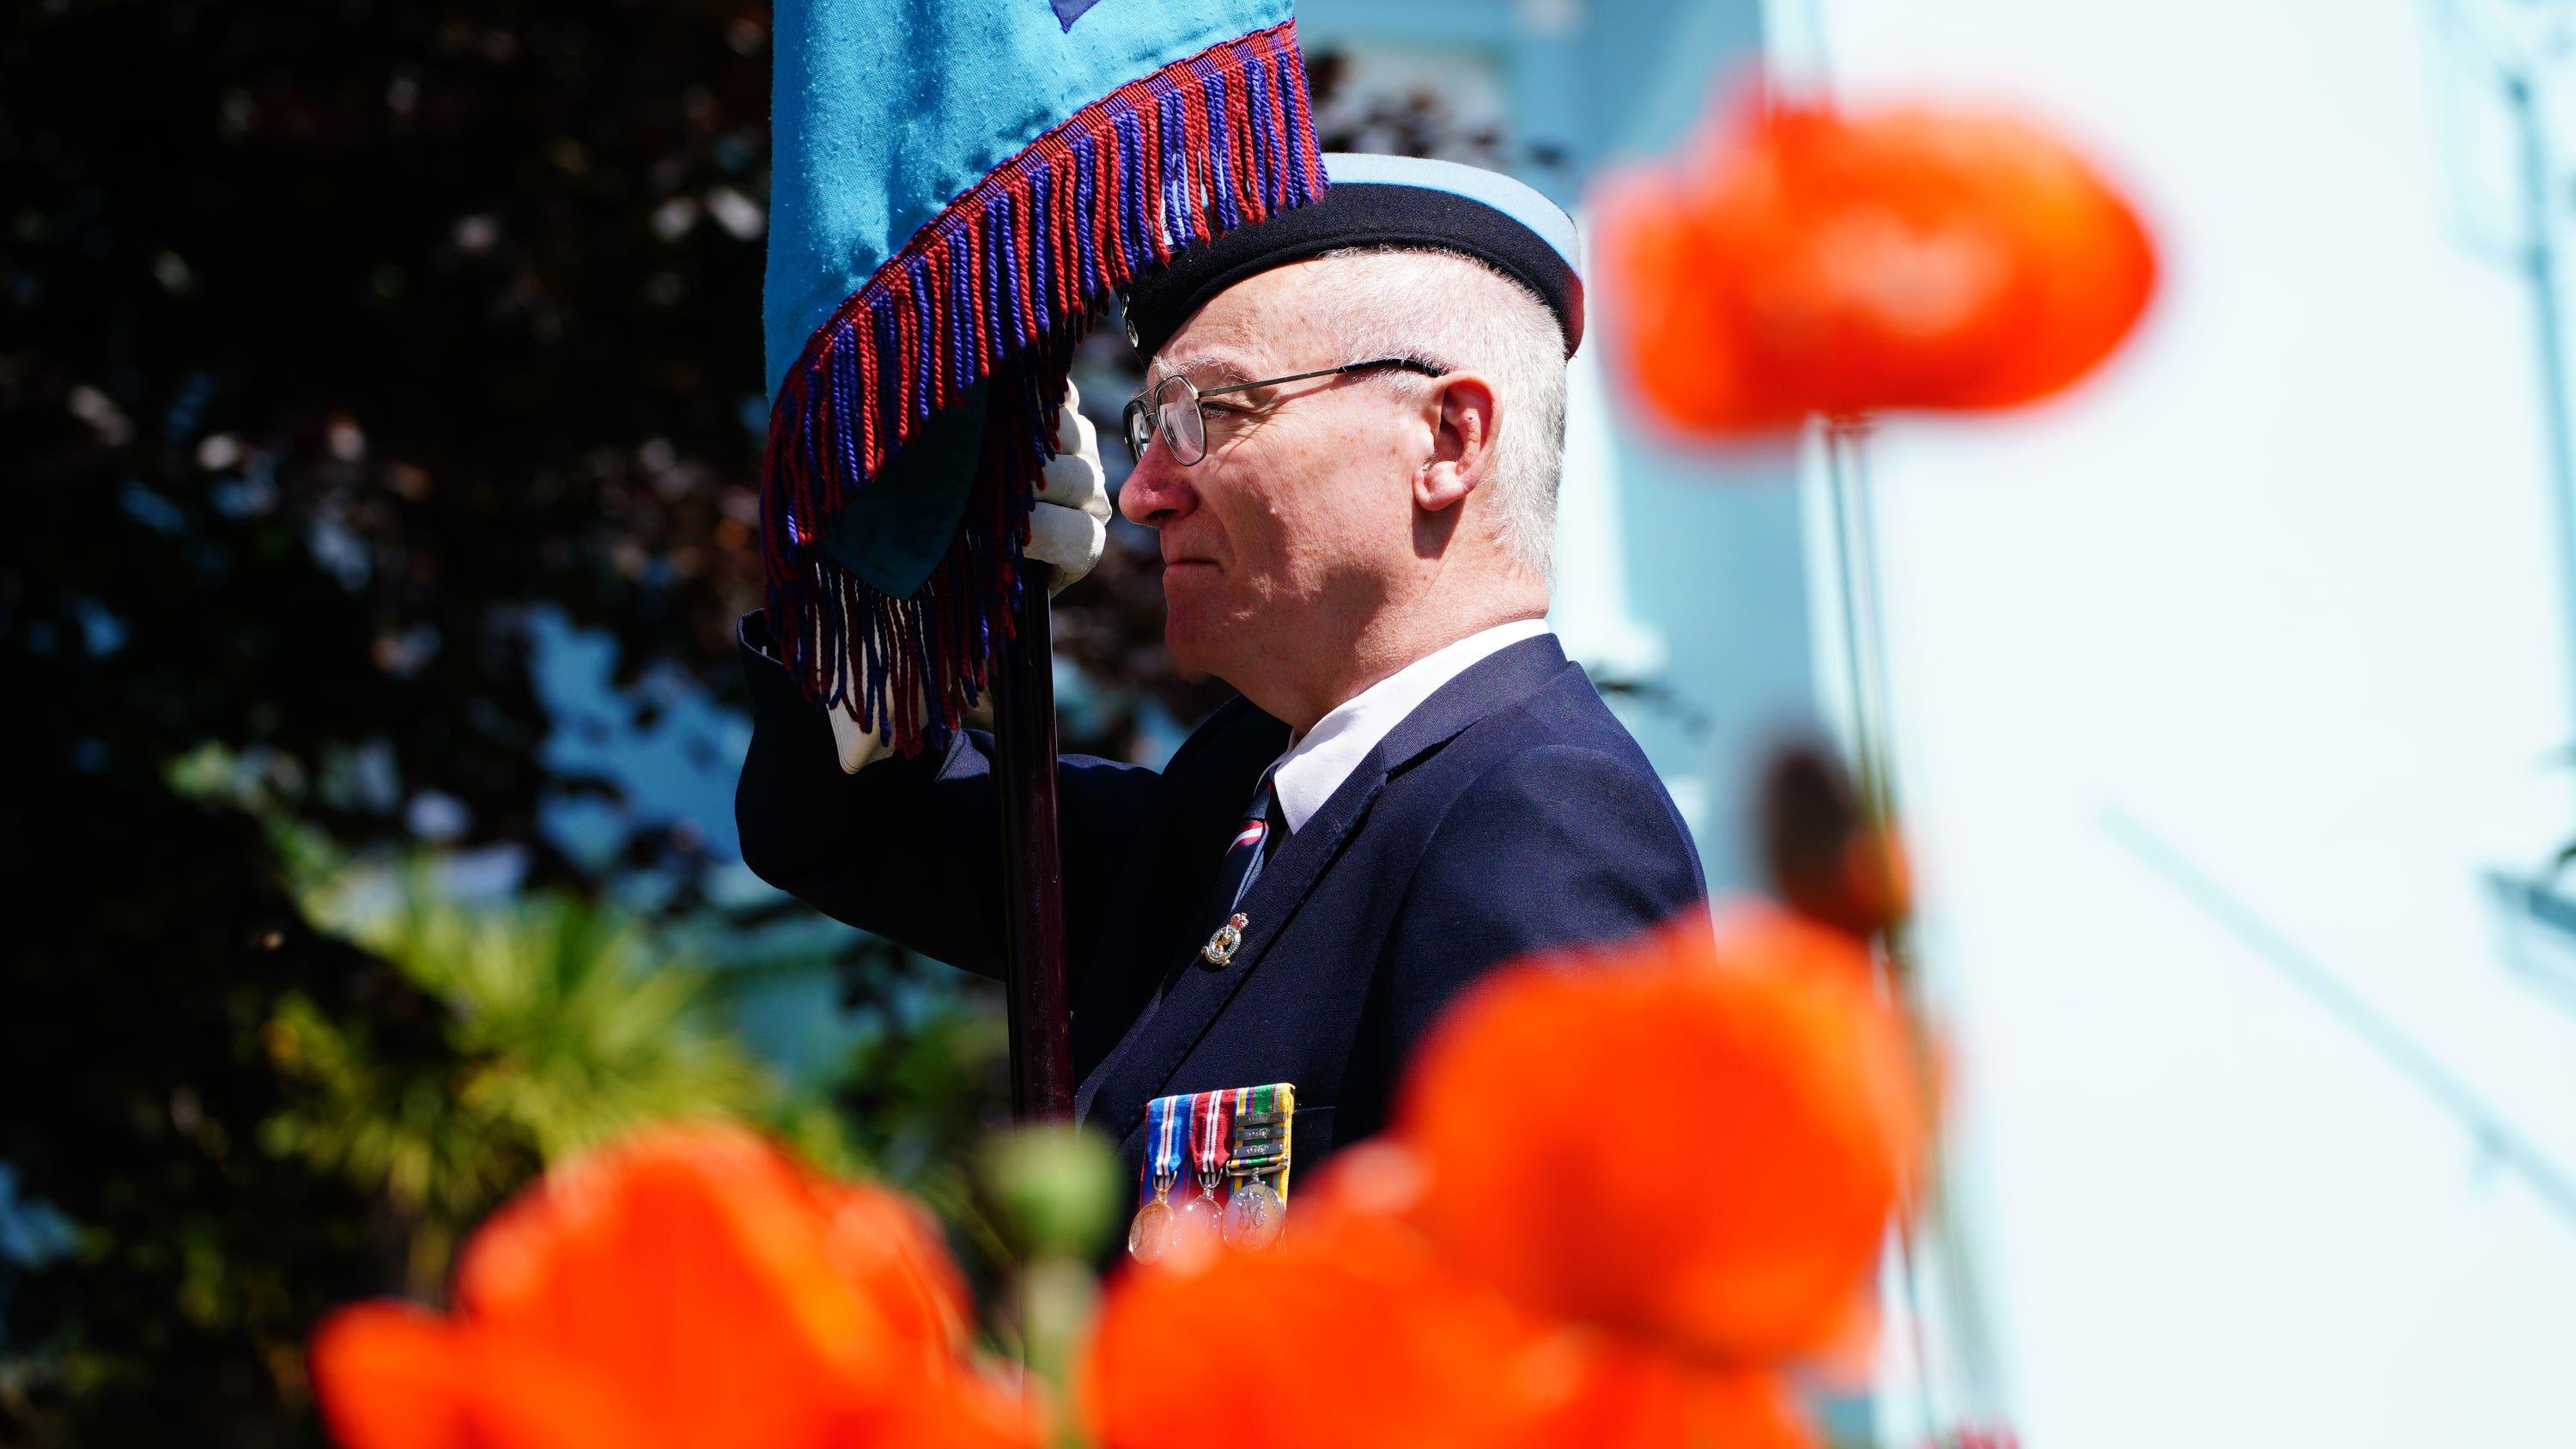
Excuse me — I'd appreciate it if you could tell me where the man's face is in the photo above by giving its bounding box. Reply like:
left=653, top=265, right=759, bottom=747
left=1116, top=262, right=1428, bottom=689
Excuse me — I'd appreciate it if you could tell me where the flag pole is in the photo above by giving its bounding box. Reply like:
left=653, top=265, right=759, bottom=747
left=991, top=578, right=1074, bottom=1120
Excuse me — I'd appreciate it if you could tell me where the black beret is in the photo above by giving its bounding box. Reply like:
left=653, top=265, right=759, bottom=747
left=1121, top=152, right=1585, bottom=360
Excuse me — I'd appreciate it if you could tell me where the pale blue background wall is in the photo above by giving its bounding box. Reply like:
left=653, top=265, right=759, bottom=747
left=1765, top=0, right=2576, bottom=1442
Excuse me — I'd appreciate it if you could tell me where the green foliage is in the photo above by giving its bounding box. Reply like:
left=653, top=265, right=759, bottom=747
left=319, top=880, right=770, bottom=1166
left=836, top=976, right=1012, bottom=1191
left=828, top=959, right=1015, bottom=1272
left=265, top=875, right=775, bottom=1294
left=256, top=992, right=530, bottom=1301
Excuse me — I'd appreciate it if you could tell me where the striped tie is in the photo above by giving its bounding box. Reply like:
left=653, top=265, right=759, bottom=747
left=1214, top=764, right=1283, bottom=917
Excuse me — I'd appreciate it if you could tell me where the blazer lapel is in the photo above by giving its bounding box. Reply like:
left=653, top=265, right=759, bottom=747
left=1073, top=756, right=1385, bottom=1133
left=1074, top=635, right=1580, bottom=1138
left=1368, top=635, right=1571, bottom=780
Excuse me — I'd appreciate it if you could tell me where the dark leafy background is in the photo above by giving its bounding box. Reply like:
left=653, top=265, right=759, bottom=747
left=0, top=3, right=1467, bottom=1440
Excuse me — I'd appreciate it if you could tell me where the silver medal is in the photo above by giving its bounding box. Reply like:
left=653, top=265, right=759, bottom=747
left=1218, top=1178, right=1285, bottom=1251
left=1170, top=1186, right=1224, bottom=1259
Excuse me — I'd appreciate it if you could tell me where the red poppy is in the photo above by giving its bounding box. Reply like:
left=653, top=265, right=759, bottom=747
left=1397, top=907, right=1924, bottom=1362
left=309, top=1125, right=1030, bottom=1449
left=1510, top=1329, right=1818, bottom=1449
left=1083, top=1157, right=1819, bottom=1449
left=1084, top=1201, right=1544, bottom=1449
left=1529, top=1349, right=1818, bottom=1449
left=1601, top=98, right=2156, bottom=434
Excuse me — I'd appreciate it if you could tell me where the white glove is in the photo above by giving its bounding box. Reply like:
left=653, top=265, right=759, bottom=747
left=827, top=381, right=1109, bottom=774
left=1029, top=378, right=1111, bottom=594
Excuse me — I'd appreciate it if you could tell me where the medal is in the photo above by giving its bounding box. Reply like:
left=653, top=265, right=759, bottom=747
left=1128, top=1082, right=1297, bottom=1261
left=1218, top=1084, right=1294, bottom=1251
left=1219, top=1177, right=1284, bottom=1250
left=1170, top=1187, right=1222, bottom=1258
left=1126, top=1093, right=1188, bottom=1263
left=1170, top=1088, right=1236, bottom=1263
left=1127, top=1195, right=1176, bottom=1261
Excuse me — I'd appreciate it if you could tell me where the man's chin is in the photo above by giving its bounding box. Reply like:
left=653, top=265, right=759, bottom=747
left=1161, top=624, right=1218, bottom=684
left=1161, top=610, right=1238, bottom=687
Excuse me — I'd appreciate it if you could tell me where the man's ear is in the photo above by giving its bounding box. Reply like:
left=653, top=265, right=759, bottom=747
left=1415, top=374, right=1498, bottom=514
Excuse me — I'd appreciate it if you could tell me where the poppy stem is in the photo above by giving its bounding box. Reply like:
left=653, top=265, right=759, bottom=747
left=1822, top=417, right=1897, bottom=833
left=1820, top=414, right=2008, bottom=1441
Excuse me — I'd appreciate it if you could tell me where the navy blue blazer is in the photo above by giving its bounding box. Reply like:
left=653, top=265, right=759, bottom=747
left=734, top=616, right=1706, bottom=1206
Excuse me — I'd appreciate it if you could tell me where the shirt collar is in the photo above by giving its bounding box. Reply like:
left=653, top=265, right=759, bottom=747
left=1268, top=618, right=1552, bottom=834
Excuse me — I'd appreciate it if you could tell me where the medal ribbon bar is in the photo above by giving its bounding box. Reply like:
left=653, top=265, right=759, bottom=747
left=1126, top=1081, right=1299, bottom=1261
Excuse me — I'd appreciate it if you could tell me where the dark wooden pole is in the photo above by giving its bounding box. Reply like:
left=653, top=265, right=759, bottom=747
left=990, top=579, right=1073, bottom=1119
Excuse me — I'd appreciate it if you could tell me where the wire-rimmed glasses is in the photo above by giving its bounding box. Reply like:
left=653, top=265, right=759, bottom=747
left=1120, top=357, right=1447, bottom=465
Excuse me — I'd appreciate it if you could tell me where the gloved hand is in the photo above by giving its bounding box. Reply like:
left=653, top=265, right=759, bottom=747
left=827, top=381, right=1110, bottom=773
left=1028, top=378, right=1112, bottom=594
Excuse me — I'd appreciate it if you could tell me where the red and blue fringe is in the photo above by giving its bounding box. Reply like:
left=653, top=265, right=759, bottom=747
left=760, top=20, right=1325, bottom=755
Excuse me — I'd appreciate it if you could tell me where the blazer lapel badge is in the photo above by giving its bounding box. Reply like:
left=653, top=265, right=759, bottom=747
left=1201, top=911, right=1249, bottom=965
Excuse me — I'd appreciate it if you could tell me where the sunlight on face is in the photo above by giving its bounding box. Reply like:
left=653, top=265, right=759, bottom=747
left=1115, top=261, right=1430, bottom=690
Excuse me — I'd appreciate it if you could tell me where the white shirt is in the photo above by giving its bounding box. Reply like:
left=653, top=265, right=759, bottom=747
left=1267, top=619, right=1553, bottom=834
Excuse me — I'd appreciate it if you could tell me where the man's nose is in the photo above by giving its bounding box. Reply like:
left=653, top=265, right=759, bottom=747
left=1117, top=445, right=1196, bottom=528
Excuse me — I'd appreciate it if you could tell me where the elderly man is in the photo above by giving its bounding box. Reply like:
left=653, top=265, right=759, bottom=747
left=735, top=154, right=1704, bottom=1210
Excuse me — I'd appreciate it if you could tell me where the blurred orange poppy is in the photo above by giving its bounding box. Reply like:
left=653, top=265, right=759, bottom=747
left=1084, top=1202, right=1540, bottom=1449
left=1601, top=98, right=2156, bottom=435
left=309, top=1125, right=1030, bottom=1449
left=1528, top=1349, right=1818, bottom=1449
left=1398, top=907, right=1923, bottom=1362
left=1084, top=1160, right=1818, bottom=1449
left=1507, top=1330, right=1818, bottom=1449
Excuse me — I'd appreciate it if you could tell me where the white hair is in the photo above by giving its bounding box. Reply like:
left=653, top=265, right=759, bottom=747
left=1305, top=247, right=1568, bottom=582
